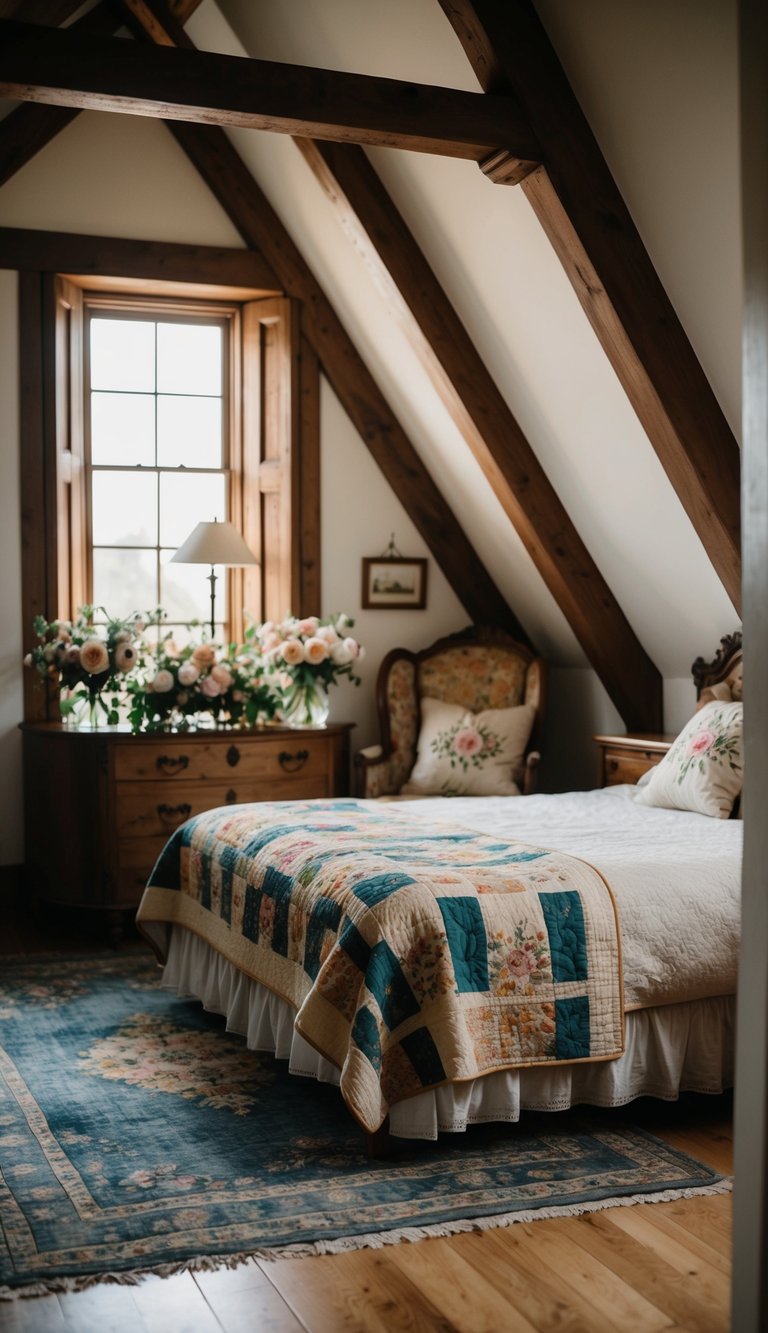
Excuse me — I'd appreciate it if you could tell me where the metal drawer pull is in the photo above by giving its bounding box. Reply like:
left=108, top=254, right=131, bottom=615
left=278, top=749, right=309, bottom=773
left=156, top=754, right=189, bottom=774
left=157, top=802, right=192, bottom=824
left=226, top=789, right=237, bottom=803
left=607, top=759, right=619, bottom=772
left=226, top=745, right=240, bottom=768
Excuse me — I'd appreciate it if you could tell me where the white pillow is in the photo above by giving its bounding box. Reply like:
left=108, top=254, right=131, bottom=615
left=400, top=697, right=535, bottom=797
left=634, top=701, right=743, bottom=818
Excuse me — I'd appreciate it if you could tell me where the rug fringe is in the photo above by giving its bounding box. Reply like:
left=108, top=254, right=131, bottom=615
left=0, top=1177, right=731, bottom=1301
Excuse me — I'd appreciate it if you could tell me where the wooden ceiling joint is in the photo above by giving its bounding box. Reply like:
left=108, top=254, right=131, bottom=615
left=438, top=0, right=742, bottom=613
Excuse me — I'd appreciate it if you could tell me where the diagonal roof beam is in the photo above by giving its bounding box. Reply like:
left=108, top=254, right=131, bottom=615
left=438, top=0, right=742, bottom=613
left=110, top=0, right=526, bottom=640
left=0, top=0, right=203, bottom=185
left=0, top=16, right=541, bottom=167
left=297, top=138, right=661, bottom=729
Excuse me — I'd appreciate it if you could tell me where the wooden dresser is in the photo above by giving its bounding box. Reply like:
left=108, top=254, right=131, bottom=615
left=22, top=723, right=353, bottom=936
left=593, top=732, right=675, bottom=788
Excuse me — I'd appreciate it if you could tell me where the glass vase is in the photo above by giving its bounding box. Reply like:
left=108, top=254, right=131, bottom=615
left=64, top=691, right=103, bottom=730
left=281, top=677, right=330, bottom=728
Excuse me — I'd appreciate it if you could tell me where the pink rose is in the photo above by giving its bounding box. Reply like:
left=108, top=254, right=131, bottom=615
left=151, top=669, right=174, bottom=693
left=281, top=639, right=304, bottom=666
left=303, top=637, right=329, bottom=665
left=262, top=631, right=282, bottom=653
left=210, top=664, right=233, bottom=688
left=343, top=637, right=360, bottom=659
left=200, top=675, right=221, bottom=698
left=508, top=948, right=536, bottom=977
left=191, top=644, right=217, bottom=669
left=297, top=617, right=319, bottom=636
left=114, top=642, right=137, bottom=672
left=80, top=639, right=109, bottom=675
left=454, top=726, right=484, bottom=758
left=688, top=729, right=715, bottom=756
left=316, top=625, right=339, bottom=645
left=64, top=645, right=81, bottom=666
left=177, top=661, right=200, bottom=686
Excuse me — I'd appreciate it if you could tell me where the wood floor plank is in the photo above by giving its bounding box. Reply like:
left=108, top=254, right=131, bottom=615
left=56, top=1282, right=148, bottom=1332
left=445, top=1229, right=600, bottom=1332
left=260, top=1250, right=457, bottom=1333
left=0, top=1294, right=68, bottom=1332
left=561, top=1211, right=729, bottom=1332
left=193, top=1260, right=305, bottom=1333
left=607, top=1203, right=730, bottom=1278
left=656, top=1126, right=733, bottom=1175
left=505, top=1221, right=675, bottom=1332
left=129, top=1272, right=223, bottom=1332
left=629, top=1202, right=731, bottom=1275
left=384, top=1235, right=538, bottom=1332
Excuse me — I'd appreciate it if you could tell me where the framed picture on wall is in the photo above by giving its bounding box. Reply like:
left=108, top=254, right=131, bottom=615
left=362, top=556, right=428, bottom=610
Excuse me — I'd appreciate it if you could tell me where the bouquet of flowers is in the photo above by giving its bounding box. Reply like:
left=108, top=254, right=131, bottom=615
left=126, top=632, right=277, bottom=733
left=24, top=607, right=144, bottom=725
left=250, top=614, right=363, bottom=726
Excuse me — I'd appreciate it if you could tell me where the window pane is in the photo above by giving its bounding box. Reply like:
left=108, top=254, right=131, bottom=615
left=92, top=471, right=158, bottom=546
left=157, top=395, right=222, bottom=469
left=93, top=547, right=157, bottom=620
left=91, top=392, right=155, bottom=466
left=160, top=471, right=226, bottom=548
left=160, top=551, right=228, bottom=627
left=90, top=319, right=155, bottom=392
left=157, top=323, right=222, bottom=396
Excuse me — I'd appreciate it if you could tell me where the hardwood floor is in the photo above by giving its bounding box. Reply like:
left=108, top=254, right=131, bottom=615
left=1, top=893, right=732, bottom=1332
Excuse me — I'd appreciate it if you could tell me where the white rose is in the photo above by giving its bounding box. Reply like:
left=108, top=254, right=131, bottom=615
left=316, top=625, right=339, bottom=645
left=177, top=661, right=200, bottom=686
left=151, top=669, right=174, bottom=693
left=281, top=639, right=305, bottom=666
left=330, top=641, right=354, bottom=667
left=343, top=637, right=360, bottom=659
left=23, top=653, right=33, bottom=667
left=304, top=637, right=329, bottom=665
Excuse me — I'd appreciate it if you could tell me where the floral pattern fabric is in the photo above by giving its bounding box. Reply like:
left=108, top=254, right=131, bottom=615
left=400, top=698, right=535, bottom=796
left=636, top=701, right=743, bottom=818
left=138, top=799, right=623, bottom=1133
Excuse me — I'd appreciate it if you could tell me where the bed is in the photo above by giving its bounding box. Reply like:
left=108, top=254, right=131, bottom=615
left=137, top=635, right=742, bottom=1145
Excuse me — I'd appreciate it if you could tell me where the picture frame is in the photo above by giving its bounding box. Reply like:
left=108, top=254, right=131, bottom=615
left=361, top=556, right=428, bottom=610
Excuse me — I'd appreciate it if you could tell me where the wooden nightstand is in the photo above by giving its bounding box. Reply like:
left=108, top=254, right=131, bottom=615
left=593, top=732, right=675, bottom=788
left=22, top=723, right=353, bottom=938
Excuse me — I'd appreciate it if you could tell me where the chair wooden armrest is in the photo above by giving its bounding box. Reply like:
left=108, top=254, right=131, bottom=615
left=523, top=750, right=541, bottom=796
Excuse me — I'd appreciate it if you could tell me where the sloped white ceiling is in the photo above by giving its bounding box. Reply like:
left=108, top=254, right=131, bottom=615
left=206, top=0, right=739, bottom=678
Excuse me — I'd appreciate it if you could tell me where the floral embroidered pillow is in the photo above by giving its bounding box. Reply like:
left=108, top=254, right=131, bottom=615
left=400, top=697, right=535, bottom=797
left=635, top=701, right=743, bottom=818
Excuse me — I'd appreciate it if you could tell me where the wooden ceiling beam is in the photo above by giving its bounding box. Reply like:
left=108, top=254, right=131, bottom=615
left=296, top=138, right=661, bottom=728
left=0, top=16, right=541, bottom=167
left=0, top=225, right=281, bottom=290
left=439, top=0, right=742, bottom=612
left=0, top=0, right=204, bottom=186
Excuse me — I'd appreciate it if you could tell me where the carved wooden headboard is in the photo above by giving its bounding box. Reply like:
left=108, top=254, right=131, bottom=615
left=692, top=631, right=743, bottom=708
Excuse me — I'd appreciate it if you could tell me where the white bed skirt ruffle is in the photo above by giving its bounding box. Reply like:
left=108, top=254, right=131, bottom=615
left=161, top=926, right=735, bottom=1140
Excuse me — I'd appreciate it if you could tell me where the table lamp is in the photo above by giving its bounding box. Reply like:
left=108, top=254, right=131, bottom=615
left=171, top=518, right=259, bottom=637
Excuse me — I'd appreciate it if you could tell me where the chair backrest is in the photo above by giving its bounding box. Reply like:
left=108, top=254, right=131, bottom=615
left=375, top=625, right=546, bottom=791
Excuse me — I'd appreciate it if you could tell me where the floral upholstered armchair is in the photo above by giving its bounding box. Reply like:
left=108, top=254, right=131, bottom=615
left=354, top=625, right=546, bottom=799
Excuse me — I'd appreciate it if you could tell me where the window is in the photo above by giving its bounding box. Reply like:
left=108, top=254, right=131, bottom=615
left=86, top=302, right=232, bottom=640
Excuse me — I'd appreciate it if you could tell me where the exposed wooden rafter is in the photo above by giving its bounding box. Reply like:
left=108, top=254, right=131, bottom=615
left=109, top=0, right=527, bottom=640
left=438, top=0, right=742, bottom=612
left=297, top=138, right=661, bottom=728
left=0, top=0, right=204, bottom=185
left=0, top=16, right=542, bottom=168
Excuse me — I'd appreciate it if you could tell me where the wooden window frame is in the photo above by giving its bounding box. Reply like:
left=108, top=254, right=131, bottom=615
left=16, top=239, right=321, bottom=723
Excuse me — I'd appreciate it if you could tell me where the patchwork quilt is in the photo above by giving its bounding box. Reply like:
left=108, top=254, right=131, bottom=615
left=137, top=799, right=623, bottom=1132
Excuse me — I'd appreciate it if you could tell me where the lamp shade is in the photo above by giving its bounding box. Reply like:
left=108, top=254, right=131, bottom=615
left=171, top=520, right=259, bottom=567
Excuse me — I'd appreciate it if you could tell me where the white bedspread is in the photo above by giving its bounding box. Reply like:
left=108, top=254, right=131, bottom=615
left=388, top=785, right=741, bottom=1010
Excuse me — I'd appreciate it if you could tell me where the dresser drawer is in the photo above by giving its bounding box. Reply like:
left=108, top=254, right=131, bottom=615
left=113, top=735, right=333, bottom=784
left=602, top=750, right=662, bottom=786
left=115, top=778, right=330, bottom=839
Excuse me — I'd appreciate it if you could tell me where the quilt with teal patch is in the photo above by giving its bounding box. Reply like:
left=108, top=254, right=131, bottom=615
left=137, top=800, right=623, bottom=1132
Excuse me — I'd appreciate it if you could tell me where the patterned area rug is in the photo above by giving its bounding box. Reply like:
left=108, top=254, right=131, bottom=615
left=0, top=952, right=729, bottom=1297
